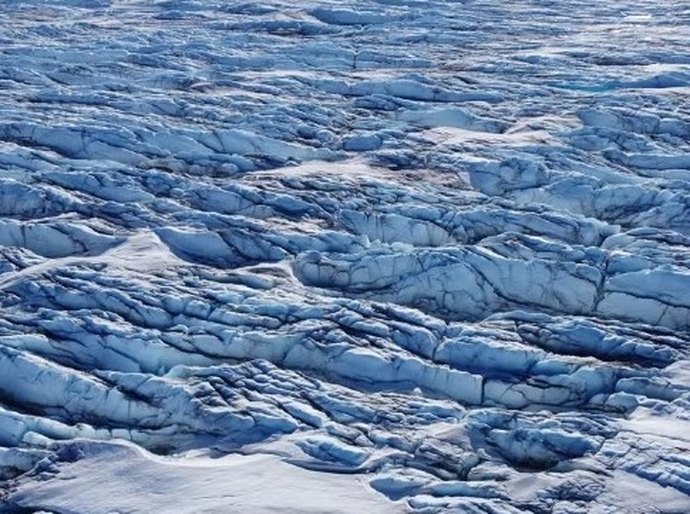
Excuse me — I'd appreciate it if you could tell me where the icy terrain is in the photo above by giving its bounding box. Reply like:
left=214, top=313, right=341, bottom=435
left=1, top=0, right=690, bottom=512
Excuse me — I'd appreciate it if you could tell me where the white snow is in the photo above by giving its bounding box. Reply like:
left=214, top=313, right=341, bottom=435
left=9, top=440, right=400, bottom=514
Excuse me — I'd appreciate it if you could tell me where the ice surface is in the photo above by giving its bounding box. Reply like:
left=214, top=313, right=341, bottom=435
left=8, top=440, right=400, bottom=514
left=0, top=0, right=689, bottom=513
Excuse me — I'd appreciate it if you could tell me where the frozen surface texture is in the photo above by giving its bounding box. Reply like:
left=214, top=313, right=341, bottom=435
left=1, top=0, right=690, bottom=512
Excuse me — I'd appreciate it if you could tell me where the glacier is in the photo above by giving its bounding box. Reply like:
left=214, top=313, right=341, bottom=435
left=0, top=0, right=689, bottom=512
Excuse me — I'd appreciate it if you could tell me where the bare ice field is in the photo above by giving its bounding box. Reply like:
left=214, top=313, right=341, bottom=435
left=0, top=1, right=690, bottom=512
